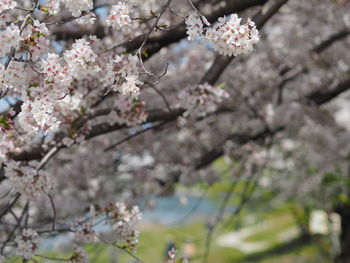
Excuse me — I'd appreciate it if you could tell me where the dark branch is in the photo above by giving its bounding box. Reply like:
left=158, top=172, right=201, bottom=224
left=307, top=77, right=350, bottom=105
left=312, top=28, right=350, bottom=54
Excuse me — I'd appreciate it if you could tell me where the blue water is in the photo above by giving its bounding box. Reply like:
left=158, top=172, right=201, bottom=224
left=141, top=195, right=218, bottom=225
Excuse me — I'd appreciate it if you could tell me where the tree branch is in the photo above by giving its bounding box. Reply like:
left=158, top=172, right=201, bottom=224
left=312, top=28, right=350, bottom=54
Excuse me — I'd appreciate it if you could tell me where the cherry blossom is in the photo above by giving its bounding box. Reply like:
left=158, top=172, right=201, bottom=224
left=0, top=0, right=349, bottom=262
left=62, top=0, right=93, bottom=17
left=0, top=0, right=16, bottom=13
left=4, top=161, right=56, bottom=200
left=45, top=0, right=61, bottom=15
left=179, top=83, right=229, bottom=116
left=102, top=202, right=141, bottom=249
left=118, top=75, right=143, bottom=97
left=21, top=20, right=50, bottom=60
left=64, top=38, right=100, bottom=79
left=41, top=53, right=72, bottom=92
left=106, top=2, right=132, bottom=32
left=0, top=12, right=11, bottom=27
left=72, top=219, right=96, bottom=243
left=0, top=24, right=21, bottom=58
left=205, top=15, right=259, bottom=56
left=15, top=229, right=39, bottom=259
left=103, top=54, right=142, bottom=97
left=185, top=13, right=260, bottom=56
left=111, top=95, right=148, bottom=126
left=185, top=13, right=206, bottom=41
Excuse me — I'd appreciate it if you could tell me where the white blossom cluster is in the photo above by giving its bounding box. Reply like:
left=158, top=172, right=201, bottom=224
left=107, top=95, right=148, bottom=126
left=18, top=96, right=60, bottom=133
left=64, top=39, right=100, bottom=79
left=4, top=161, right=56, bottom=200
left=62, top=0, right=93, bottom=17
left=41, top=53, right=72, bottom=91
left=106, top=2, right=132, bottom=32
left=0, top=24, right=21, bottom=57
left=185, top=12, right=209, bottom=41
left=21, top=20, right=50, bottom=60
left=104, top=54, right=142, bottom=98
left=103, top=202, right=141, bottom=249
left=46, top=0, right=61, bottom=15
left=72, top=219, right=96, bottom=243
left=76, top=11, right=97, bottom=25
left=179, top=83, right=229, bottom=116
left=16, top=57, right=64, bottom=133
left=15, top=229, right=39, bottom=259
left=0, top=12, right=11, bottom=27
left=0, top=19, right=50, bottom=60
left=0, top=61, right=32, bottom=92
left=105, top=0, right=142, bottom=31
left=1, top=37, right=98, bottom=134
left=40, top=0, right=94, bottom=18
left=0, top=128, right=24, bottom=160
left=185, top=13, right=260, bottom=56
left=0, top=0, right=16, bottom=13
left=119, top=75, right=143, bottom=97
left=0, top=110, right=32, bottom=161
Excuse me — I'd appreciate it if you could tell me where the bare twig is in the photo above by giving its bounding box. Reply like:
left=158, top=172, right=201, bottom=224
left=48, top=194, right=57, bottom=231
left=0, top=193, right=21, bottom=222
left=104, top=121, right=167, bottom=152
left=137, top=0, right=172, bottom=79
left=37, top=146, right=59, bottom=171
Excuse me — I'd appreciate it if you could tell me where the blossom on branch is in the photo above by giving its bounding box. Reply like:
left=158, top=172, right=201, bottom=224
left=15, top=229, right=39, bottom=259
left=62, top=0, right=93, bottom=17
left=64, top=38, right=100, bottom=79
left=186, top=13, right=259, bottom=57
left=66, top=246, right=89, bottom=263
left=5, top=161, right=56, bottom=200
left=179, top=83, right=229, bottom=117
left=0, top=0, right=16, bottom=13
left=185, top=12, right=206, bottom=41
left=0, top=24, right=20, bottom=58
left=106, top=2, right=132, bottom=32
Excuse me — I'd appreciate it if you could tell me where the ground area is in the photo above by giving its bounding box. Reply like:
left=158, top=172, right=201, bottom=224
left=7, top=207, right=332, bottom=263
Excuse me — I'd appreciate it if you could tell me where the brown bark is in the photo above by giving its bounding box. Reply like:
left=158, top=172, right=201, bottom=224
left=336, top=205, right=350, bottom=263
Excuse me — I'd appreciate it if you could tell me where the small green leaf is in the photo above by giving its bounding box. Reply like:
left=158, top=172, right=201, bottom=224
left=217, top=82, right=226, bottom=89
left=141, top=49, right=148, bottom=58
left=38, top=5, right=50, bottom=13
left=338, top=194, right=349, bottom=204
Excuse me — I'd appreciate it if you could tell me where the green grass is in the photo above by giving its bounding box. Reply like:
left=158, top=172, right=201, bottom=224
left=244, top=214, right=295, bottom=243
left=5, top=213, right=331, bottom=263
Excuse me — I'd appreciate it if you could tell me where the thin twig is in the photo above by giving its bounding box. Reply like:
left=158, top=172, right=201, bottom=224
left=48, top=194, right=57, bottom=231
left=104, top=121, right=167, bottom=152
left=37, top=146, right=59, bottom=171
left=137, top=0, right=172, bottom=79
left=0, top=193, right=21, bottom=221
